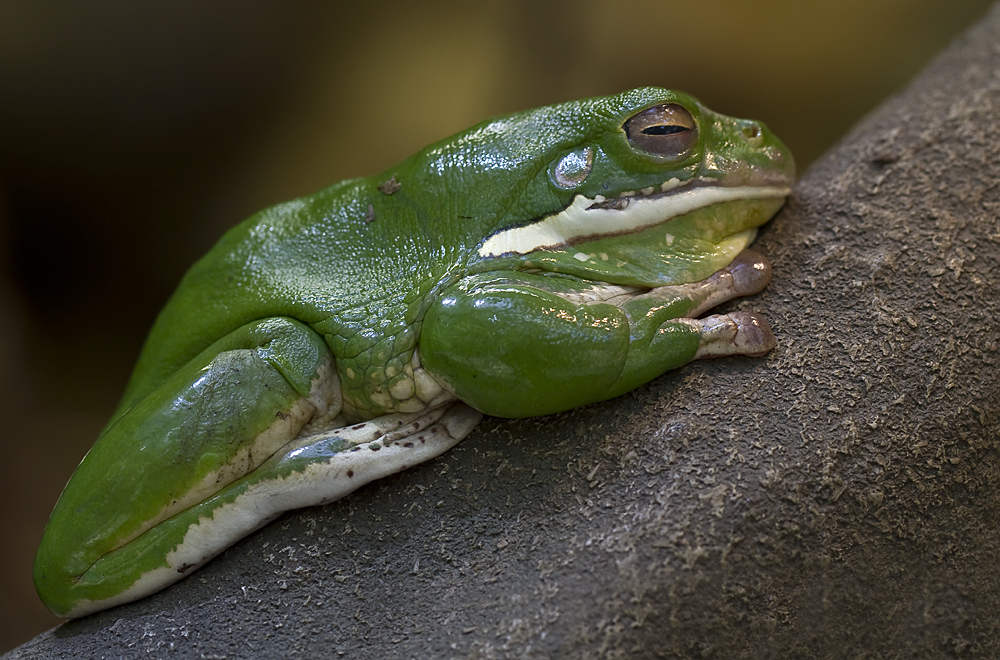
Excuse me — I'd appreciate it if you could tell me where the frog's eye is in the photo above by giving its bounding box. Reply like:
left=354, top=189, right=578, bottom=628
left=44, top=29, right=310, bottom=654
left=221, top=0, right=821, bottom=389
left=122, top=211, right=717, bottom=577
left=623, top=104, right=698, bottom=159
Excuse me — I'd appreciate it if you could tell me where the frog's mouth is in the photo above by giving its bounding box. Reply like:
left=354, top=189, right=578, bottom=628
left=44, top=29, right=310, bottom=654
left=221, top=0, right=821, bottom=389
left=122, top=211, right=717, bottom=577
left=478, top=177, right=792, bottom=259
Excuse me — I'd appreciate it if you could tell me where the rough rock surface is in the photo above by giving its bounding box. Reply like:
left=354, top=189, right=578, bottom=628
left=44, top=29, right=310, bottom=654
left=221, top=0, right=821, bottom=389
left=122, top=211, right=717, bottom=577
left=8, top=6, right=1000, bottom=659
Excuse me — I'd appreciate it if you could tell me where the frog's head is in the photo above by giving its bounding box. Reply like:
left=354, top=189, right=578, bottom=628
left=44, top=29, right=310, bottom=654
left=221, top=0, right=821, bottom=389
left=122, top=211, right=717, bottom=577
left=468, top=87, right=795, bottom=286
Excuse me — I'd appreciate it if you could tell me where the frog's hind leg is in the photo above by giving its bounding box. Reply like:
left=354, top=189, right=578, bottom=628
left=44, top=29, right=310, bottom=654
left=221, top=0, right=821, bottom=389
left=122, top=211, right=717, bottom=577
left=259, top=399, right=484, bottom=510
left=64, top=401, right=483, bottom=616
left=171, top=398, right=483, bottom=536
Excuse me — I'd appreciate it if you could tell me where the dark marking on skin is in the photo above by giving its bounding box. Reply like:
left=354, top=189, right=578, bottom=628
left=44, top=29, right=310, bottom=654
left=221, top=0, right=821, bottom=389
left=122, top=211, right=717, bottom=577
left=177, top=563, right=195, bottom=574
left=351, top=447, right=361, bottom=452
left=275, top=411, right=290, bottom=420
left=377, top=176, right=401, bottom=195
left=588, top=196, right=631, bottom=211
left=352, top=424, right=366, bottom=430
left=363, top=204, right=376, bottom=223
left=347, top=469, right=354, bottom=478
left=404, top=442, right=414, bottom=448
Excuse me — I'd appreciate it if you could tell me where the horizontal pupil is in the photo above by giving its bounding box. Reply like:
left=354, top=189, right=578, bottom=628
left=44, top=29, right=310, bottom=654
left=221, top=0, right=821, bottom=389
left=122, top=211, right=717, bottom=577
left=642, top=124, right=687, bottom=136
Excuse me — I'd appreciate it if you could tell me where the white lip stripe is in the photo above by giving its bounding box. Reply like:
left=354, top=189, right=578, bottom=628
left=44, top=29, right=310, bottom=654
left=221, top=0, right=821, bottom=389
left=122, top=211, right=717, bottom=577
left=478, top=185, right=791, bottom=258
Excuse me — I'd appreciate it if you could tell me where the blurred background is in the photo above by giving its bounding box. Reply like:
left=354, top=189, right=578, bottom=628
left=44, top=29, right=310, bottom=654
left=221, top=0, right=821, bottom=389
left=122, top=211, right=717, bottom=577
left=0, top=0, right=994, bottom=650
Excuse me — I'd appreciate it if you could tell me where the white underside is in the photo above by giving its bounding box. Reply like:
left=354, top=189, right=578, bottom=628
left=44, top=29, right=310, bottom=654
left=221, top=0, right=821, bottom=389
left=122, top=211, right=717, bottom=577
left=478, top=185, right=791, bottom=258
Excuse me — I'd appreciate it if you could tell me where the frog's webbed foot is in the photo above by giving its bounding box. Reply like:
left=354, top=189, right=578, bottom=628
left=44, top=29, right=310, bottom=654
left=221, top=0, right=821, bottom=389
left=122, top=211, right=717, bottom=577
left=264, top=398, right=483, bottom=510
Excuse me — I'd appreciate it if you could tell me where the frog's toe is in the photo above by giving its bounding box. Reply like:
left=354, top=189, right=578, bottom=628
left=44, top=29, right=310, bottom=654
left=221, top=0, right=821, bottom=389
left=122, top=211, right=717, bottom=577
left=691, top=311, right=776, bottom=359
left=727, top=250, right=772, bottom=296
left=656, top=249, right=773, bottom=319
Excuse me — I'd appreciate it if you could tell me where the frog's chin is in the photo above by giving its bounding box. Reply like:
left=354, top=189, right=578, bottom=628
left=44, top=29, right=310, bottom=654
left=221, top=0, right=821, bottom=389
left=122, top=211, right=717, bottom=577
left=478, top=178, right=791, bottom=259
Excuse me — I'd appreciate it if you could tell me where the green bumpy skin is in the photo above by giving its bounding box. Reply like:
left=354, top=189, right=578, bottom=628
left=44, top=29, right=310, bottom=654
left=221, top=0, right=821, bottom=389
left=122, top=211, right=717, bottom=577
left=34, top=88, right=794, bottom=617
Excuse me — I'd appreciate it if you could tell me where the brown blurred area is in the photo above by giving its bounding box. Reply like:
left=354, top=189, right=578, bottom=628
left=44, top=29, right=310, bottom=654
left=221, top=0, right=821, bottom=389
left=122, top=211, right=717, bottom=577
left=0, top=0, right=993, bottom=651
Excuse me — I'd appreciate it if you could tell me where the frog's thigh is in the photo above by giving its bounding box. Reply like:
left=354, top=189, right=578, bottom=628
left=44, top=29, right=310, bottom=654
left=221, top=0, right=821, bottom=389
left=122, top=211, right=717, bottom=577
left=34, top=316, right=338, bottom=617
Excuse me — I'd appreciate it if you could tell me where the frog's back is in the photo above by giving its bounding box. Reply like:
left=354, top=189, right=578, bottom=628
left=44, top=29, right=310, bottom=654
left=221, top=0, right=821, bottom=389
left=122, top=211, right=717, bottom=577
left=114, top=93, right=621, bottom=412
left=117, top=177, right=452, bottom=412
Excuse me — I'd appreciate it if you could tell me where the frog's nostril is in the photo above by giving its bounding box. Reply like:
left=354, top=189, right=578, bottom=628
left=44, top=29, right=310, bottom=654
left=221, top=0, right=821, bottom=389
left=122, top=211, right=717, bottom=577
left=741, top=122, right=762, bottom=141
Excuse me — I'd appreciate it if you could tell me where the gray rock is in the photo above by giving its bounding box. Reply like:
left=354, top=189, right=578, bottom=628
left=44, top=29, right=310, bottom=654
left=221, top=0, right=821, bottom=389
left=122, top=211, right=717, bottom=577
left=8, top=6, right=1000, bottom=659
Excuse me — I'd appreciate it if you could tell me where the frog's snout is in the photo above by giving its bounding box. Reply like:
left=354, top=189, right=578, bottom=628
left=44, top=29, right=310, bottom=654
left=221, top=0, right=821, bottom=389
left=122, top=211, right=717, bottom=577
left=698, top=110, right=796, bottom=189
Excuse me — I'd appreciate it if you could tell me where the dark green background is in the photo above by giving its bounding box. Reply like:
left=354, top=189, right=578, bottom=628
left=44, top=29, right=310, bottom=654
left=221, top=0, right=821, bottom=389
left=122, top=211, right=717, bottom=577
left=0, top=0, right=993, bottom=651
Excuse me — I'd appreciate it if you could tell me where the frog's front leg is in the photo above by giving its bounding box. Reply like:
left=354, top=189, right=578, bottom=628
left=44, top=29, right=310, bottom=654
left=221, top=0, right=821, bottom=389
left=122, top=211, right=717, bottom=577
left=613, top=249, right=776, bottom=367
left=420, top=250, right=775, bottom=418
left=33, top=316, right=481, bottom=617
